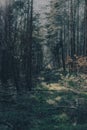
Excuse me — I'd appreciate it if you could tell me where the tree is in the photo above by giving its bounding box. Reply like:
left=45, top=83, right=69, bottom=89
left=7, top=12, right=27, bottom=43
left=45, top=0, right=86, bottom=73
left=85, top=0, right=87, bottom=55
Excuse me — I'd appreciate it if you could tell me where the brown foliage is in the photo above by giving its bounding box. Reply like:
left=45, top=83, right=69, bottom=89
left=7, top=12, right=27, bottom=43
left=66, top=55, right=87, bottom=73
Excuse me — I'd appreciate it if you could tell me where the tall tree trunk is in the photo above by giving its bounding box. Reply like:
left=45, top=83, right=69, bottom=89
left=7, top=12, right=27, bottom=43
left=77, top=0, right=80, bottom=55
left=60, top=29, right=66, bottom=72
left=26, top=0, right=33, bottom=91
left=70, top=0, right=75, bottom=58
left=85, top=0, right=87, bottom=55
left=67, top=0, right=70, bottom=56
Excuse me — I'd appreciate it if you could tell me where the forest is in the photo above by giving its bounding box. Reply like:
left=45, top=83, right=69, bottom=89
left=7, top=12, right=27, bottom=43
left=0, top=0, right=87, bottom=129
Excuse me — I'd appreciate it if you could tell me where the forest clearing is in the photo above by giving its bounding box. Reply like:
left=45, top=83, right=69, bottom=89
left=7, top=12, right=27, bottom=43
left=0, top=0, right=87, bottom=129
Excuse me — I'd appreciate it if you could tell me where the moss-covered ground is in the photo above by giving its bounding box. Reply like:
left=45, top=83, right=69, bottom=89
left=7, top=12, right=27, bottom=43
left=0, top=72, right=87, bottom=130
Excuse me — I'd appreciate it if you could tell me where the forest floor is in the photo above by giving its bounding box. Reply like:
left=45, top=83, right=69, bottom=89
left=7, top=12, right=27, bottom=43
left=0, top=71, right=87, bottom=130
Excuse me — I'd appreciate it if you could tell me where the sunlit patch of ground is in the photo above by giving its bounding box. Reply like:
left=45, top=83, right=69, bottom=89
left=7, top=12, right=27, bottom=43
left=0, top=74, right=87, bottom=130
left=32, top=73, right=87, bottom=130
left=46, top=83, right=69, bottom=91
left=40, top=81, right=69, bottom=91
left=46, top=96, right=61, bottom=106
left=46, top=99, right=56, bottom=105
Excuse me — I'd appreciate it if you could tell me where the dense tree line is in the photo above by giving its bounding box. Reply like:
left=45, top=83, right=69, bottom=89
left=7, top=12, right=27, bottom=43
left=0, top=0, right=87, bottom=93
left=45, top=0, right=87, bottom=73
left=0, top=0, right=43, bottom=93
